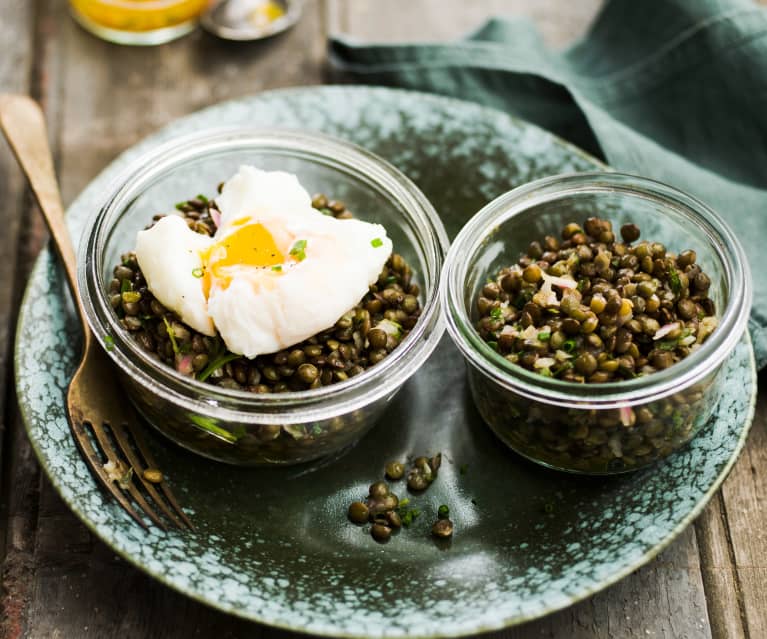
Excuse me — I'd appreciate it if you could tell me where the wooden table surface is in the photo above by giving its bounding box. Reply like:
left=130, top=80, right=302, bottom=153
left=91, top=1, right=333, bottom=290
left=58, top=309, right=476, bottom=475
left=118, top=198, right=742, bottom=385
left=1, top=1, right=765, bottom=637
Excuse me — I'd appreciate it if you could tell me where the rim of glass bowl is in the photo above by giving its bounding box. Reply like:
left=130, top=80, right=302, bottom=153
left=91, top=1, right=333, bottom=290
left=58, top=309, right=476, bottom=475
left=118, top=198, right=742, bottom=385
left=79, top=128, right=448, bottom=423
left=442, top=172, right=752, bottom=410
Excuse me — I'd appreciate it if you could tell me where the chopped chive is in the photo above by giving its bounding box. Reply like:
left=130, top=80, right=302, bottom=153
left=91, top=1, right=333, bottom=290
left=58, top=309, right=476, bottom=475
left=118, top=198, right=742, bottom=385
left=191, top=267, right=204, bottom=278
left=668, top=267, right=682, bottom=295
left=486, top=340, right=498, bottom=350
left=162, top=316, right=180, bottom=355
left=538, top=331, right=551, bottom=341
left=175, top=201, right=187, bottom=210
left=311, top=425, right=323, bottom=436
left=320, top=207, right=334, bottom=216
left=385, top=275, right=398, bottom=284
left=289, top=239, right=307, bottom=261
left=197, top=351, right=241, bottom=382
left=553, top=361, right=573, bottom=376
left=437, top=504, right=450, bottom=519
left=271, top=265, right=282, bottom=272
left=120, top=279, right=132, bottom=294
left=189, top=415, right=238, bottom=443
left=371, top=237, right=384, bottom=248
left=104, top=335, right=115, bottom=351
left=543, top=502, right=555, bottom=514
left=196, top=193, right=209, bottom=203
left=562, top=339, right=577, bottom=353
left=539, top=368, right=553, bottom=377
left=490, top=307, right=503, bottom=320
left=399, top=498, right=410, bottom=508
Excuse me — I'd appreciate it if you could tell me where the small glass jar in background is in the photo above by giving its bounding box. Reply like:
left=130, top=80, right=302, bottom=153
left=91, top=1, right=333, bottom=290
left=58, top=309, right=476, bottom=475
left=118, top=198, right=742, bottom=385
left=69, top=0, right=210, bottom=45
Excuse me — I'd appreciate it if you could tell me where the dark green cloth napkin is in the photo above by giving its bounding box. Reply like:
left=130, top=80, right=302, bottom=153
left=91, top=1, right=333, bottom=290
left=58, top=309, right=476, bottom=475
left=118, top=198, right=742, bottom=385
left=329, top=0, right=767, bottom=369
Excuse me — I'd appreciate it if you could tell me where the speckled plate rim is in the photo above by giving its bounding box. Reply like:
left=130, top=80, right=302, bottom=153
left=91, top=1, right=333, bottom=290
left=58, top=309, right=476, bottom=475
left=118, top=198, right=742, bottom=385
left=14, top=86, right=758, bottom=637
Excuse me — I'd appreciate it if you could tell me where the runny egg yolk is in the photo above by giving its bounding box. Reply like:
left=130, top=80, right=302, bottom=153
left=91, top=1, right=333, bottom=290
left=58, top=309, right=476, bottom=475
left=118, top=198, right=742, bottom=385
left=200, top=222, right=284, bottom=297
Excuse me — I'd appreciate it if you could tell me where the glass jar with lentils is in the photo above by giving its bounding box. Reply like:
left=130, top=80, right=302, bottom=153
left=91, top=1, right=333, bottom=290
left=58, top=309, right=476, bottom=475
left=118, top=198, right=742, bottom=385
left=471, top=216, right=721, bottom=473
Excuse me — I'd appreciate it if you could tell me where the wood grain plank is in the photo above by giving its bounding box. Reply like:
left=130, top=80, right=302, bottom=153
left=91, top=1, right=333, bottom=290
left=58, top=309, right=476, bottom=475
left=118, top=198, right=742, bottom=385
left=0, top=2, right=44, bottom=639
left=329, top=0, right=604, bottom=48
left=695, top=495, right=747, bottom=639
left=716, top=372, right=767, bottom=639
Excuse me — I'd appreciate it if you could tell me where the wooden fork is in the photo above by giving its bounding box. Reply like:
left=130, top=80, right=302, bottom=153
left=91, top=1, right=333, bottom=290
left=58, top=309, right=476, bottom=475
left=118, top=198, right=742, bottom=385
left=0, top=94, right=192, bottom=531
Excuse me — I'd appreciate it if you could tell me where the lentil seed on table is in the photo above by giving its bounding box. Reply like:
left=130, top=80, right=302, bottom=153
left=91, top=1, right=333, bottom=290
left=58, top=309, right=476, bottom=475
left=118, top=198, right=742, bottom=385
left=109, top=192, right=422, bottom=392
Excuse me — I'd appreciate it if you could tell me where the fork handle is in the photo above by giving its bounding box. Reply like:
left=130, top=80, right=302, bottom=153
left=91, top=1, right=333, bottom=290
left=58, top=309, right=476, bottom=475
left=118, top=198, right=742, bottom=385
left=0, top=94, right=91, bottom=344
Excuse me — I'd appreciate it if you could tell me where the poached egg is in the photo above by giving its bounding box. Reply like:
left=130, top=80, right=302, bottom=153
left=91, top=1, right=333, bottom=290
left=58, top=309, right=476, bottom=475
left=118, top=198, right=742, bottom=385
left=134, top=166, right=393, bottom=358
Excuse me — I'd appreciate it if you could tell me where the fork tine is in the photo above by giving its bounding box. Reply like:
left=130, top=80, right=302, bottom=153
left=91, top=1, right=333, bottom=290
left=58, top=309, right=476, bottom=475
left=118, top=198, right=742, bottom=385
left=122, top=479, right=168, bottom=531
left=87, top=419, right=168, bottom=531
left=68, top=417, right=149, bottom=530
left=126, top=421, right=195, bottom=530
left=108, top=421, right=188, bottom=530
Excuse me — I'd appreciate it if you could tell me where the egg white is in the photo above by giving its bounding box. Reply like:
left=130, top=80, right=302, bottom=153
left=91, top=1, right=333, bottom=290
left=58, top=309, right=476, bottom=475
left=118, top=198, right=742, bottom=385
left=134, top=214, right=216, bottom=336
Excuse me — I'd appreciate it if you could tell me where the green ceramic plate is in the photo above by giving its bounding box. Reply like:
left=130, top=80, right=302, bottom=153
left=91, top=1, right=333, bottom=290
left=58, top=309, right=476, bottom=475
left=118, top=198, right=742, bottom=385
left=15, top=87, right=756, bottom=637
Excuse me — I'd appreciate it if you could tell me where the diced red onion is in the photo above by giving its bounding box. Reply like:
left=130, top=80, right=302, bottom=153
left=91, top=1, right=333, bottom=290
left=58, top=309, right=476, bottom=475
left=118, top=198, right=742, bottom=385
left=176, top=354, right=194, bottom=376
left=653, top=322, right=680, bottom=340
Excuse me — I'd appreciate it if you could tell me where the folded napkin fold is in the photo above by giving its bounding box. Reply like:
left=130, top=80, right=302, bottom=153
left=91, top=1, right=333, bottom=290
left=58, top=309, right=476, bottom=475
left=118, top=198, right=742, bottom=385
left=330, top=0, right=767, bottom=368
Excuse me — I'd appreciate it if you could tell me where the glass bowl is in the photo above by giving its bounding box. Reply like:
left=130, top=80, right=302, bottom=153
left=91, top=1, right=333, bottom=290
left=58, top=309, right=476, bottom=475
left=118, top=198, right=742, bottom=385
left=442, top=172, right=751, bottom=475
left=78, top=128, right=448, bottom=465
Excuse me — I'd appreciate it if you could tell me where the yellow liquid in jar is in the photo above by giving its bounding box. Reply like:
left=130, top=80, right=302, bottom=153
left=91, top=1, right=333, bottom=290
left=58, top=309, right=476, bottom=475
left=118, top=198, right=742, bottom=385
left=70, top=0, right=209, bottom=32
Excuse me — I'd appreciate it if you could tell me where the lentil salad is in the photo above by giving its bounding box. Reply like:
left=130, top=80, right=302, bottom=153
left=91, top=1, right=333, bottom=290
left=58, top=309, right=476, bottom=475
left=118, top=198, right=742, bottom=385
left=471, top=216, right=721, bottom=473
left=107, top=190, right=422, bottom=394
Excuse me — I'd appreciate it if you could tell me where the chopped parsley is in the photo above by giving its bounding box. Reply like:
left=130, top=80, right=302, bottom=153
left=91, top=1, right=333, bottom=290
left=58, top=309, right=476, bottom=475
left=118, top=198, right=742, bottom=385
left=197, top=351, right=241, bottom=382
left=371, top=237, right=384, bottom=248
left=191, top=267, right=204, bottom=278
left=289, top=239, right=307, bottom=261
